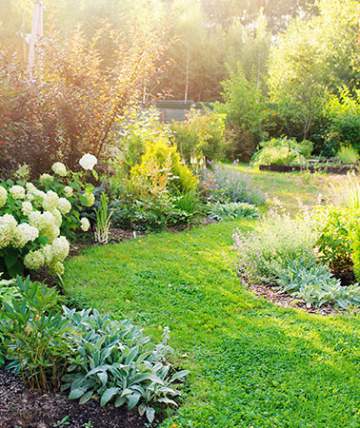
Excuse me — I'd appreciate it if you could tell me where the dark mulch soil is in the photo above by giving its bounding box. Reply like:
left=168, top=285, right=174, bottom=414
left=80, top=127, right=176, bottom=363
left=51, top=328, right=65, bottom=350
left=247, top=283, right=336, bottom=315
left=0, top=369, right=151, bottom=428
left=70, top=228, right=145, bottom=257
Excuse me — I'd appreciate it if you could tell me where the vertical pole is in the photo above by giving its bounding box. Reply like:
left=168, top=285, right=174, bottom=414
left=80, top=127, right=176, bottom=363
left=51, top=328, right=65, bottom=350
left=27, top=0, right=44, bottom=81
left=184, top=46, right=190, bottom=103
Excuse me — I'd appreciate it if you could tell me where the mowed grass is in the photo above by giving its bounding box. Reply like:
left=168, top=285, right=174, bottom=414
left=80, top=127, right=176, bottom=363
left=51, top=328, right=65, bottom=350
left=230, top=164, right=350, bottom=212
left=64, top=170, right=360, bottom=428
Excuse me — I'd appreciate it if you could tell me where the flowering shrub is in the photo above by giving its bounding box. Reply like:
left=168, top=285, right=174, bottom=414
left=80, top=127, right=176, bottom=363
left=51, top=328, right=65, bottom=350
left=0, top=154, right=97, bottom=277
left=0, top=27, right=164, bottom=176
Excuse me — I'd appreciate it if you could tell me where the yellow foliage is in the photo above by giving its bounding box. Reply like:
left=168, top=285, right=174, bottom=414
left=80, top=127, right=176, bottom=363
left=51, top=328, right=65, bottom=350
left=130, top=139, right=198, bottom=198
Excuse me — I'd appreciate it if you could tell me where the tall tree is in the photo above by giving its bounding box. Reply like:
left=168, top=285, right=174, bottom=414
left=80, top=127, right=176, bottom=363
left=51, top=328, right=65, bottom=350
left=268, top=0, right=360, bottom=139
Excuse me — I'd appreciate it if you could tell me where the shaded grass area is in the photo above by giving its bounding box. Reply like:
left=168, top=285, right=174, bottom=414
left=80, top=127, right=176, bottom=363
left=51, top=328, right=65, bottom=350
left=64, top=218, right=360, bottom=427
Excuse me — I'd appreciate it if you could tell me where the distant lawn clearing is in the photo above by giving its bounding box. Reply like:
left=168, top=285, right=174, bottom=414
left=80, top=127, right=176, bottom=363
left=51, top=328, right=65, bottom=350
left=64, top=171, right=360, bottom=428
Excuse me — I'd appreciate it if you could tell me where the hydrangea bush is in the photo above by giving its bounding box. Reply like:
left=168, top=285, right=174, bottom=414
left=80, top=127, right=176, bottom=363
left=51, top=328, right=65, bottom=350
left=0, top=154, right=97, bottom=277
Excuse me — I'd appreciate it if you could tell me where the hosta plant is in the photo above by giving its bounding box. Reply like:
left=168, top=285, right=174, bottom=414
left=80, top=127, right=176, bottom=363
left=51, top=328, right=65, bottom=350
left=208, top=201, right=259, bottom=222
left=62, top=308, right=188, bottom=423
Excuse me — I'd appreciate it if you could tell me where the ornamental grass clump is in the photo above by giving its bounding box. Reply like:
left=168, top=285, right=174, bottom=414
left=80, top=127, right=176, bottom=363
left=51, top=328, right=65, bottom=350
left=0, top=154, right=97, bottom=277
left=235, top=212, right=318, bottom=285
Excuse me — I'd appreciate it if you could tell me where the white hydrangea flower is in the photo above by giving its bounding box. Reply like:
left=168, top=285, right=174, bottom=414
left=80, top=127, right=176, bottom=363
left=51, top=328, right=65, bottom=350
left=79, top=153, right=97, bottom=171
left=10, top=185, right=25, bottom=200
left=0, top=214, right=17, bottom=227
left=28, top=211, right=42, bottom=228
left=29, top=211, right=60, bottom=242
left=64, top=186, right=74, bottom=197
left=24, top=249, right=45, bottom=270
left=50, top=261, right=65, bottom=276
left=82, top=192, right=95, bottom=207
left=51, top=208, right=63, bottom=227
left=42, top=244, right=54, bottom=265
left=51, top=162, right=67, bottom=177
left=57, top=197, right=72, bottom=215
left=40, top=212, right=60, bottom=242
left=42, top=191, right=60, bottom=211
left=0, top=186, right=7, bottom=208
left=51, top=236, right=70, bottom=261
left=12, top=223, right=39, bottom=248
left=80, top=217, right=90, bottom=232
left=21, top=201, right=33, bottom=216
left=26, top=182, right=37, bottom=193
left=26, top=184, right=45, bottom=203
left=33, top=189, right=46, bottom=200
left=0, top=214, right=17, bottom=249
left=39, top=173, right=54, bottom=184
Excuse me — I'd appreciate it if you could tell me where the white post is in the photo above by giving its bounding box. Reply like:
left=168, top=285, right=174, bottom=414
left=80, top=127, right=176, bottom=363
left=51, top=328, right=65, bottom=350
left=27, top=0, right=44, bottom=81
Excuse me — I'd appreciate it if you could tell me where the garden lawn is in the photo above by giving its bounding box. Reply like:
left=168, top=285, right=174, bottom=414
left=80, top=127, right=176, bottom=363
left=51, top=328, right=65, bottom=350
left=64, top=171, right=360, bottom=428
left=229, top=164, right=349, bottom=212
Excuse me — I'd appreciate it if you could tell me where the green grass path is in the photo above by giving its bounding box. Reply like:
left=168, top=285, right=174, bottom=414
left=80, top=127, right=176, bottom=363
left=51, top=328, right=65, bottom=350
left=64, top=218, right=360, bottom=427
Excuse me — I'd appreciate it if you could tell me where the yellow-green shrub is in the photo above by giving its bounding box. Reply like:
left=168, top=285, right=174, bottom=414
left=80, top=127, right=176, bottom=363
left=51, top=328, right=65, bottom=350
left=130, top=140, right=198, bottom=197
left=351, top=225, right=360, bottom=282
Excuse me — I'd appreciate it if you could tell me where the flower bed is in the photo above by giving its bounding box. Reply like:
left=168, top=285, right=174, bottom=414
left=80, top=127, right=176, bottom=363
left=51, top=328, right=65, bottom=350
left=259, top=163, right=356, bottom=175
left=235, top=207, right=360, bottom=312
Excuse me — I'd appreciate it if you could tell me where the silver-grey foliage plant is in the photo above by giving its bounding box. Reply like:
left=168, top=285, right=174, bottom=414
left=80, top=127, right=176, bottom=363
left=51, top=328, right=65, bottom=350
left=62, top=308, right=188, bottom=424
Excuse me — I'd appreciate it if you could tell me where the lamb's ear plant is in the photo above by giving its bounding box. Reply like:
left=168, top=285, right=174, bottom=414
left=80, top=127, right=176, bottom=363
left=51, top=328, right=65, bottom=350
left=94, top=193, right=113, bottom=244
left=62, top=308, right=188, bottom=424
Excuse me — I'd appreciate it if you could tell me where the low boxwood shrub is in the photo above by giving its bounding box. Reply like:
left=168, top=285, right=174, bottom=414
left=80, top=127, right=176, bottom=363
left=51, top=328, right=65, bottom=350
left=201, top=164, right=265, bottom=206
left=111, top=192, right=203, bottom=232
left=208, top=202, right=259, bottom=222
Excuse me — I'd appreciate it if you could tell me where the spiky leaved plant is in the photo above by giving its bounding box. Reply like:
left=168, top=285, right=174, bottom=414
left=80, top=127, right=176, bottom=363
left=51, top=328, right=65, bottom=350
left=94, top=193, right=112, bottom=244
